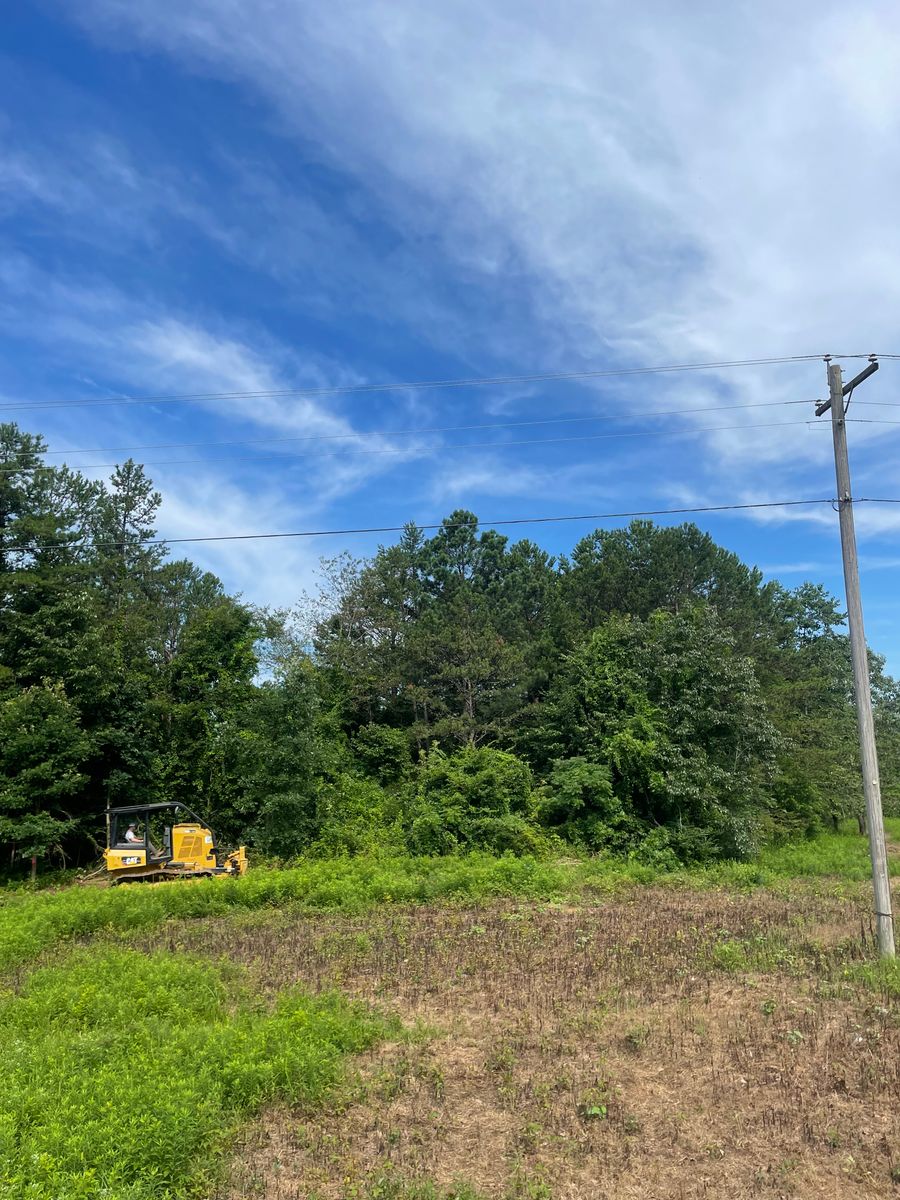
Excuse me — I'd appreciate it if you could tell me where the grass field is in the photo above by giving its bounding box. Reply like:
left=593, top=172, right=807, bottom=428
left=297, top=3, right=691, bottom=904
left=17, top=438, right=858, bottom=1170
left=2, top=824, right=899, bottom=1199
left=3, top=824, right=899, bottom=974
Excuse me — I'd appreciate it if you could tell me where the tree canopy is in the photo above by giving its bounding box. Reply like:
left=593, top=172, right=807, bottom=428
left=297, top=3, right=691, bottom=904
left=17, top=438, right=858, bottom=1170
left=2, top=422, right=896, bottom=873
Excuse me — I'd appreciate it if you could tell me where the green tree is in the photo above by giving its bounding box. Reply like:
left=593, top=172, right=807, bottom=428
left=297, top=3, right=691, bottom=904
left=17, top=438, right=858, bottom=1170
left=153, top=597, right=262, bottom=811
left=874, top=666, right=900, bottom=817
left=406, top=588, right=524, bottom=746
left=561, top=520, right=777, bottom=650
left=534, top=607, right=778, bottom=858
left=0, top=683, right=90, bottom=865
left=762, top=583, right=861, bottom=834
left=310, top=513, right=547, bottom=746
left=207, top=658, right=330, bottom=855
left=91, top=459, right=164, bottom=605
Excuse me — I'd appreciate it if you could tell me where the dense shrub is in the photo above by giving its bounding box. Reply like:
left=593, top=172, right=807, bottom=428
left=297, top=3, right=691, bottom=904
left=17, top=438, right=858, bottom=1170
left=351, top=724, right=413, bottom=784
left=405, top=746, right=542, bottom=854
left=535, top=757, right=634, bottom=851
left=313, top=771, right=405, bottom=855
left=534, top=610, right=778, bottom=860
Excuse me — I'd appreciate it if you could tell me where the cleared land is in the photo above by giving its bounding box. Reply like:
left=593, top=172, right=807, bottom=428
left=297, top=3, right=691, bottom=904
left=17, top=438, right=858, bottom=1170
left=144, top=885, right=898, bottom=1199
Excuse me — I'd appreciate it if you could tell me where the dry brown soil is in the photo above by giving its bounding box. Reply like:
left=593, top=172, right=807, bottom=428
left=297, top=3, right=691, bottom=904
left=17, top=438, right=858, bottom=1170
left=140, top=888, right=900, bottom=1199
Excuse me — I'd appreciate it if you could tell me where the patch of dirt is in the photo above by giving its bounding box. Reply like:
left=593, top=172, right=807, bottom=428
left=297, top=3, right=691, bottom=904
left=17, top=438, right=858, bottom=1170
left=146, top=889, right=900, bottom=1200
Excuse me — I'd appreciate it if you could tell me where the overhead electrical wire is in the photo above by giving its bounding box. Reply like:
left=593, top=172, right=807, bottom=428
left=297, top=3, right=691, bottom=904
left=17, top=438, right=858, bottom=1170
left=0, top=351, right=882, bottom=414
left=0, top=418, right=832, bottom=476
left=4, top=357, right=897, bottom=551
left=15, top=497, right=851, bottom=552
left=24, top=398, right=823, bottom=458
left=24, top=396, right=897, bottom=461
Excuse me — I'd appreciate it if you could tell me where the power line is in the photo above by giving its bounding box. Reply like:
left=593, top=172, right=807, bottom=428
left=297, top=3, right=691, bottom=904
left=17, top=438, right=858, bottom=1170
left=5, top=400, right=893, bottom=467
left=0, top=352, right=877, bottom=414
left=14, top=498, right=848, bottom=552
left=26, top=398, right=821, bottom=458
left=0, top=418, right=830, bottom=476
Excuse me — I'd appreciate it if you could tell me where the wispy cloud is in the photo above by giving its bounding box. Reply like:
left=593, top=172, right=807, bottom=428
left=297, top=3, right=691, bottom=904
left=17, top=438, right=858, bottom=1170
left=152, top=467, right=325, bottom=609
left=758, top=561, right=829, bottom=576
left=425, top=456, right=615, bottom=507
left=67, top=1, right=900, bottom=478
left=0, top=256, right=427, bottom=587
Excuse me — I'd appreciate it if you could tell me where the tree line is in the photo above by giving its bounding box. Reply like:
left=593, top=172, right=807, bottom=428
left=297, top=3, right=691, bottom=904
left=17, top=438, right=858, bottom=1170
left=2, top=420, right=898, bottom=874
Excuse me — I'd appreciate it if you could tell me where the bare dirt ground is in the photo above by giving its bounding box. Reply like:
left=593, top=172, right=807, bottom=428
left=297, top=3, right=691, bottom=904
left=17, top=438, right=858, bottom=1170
left=140, top=887, right=900, bottom=1199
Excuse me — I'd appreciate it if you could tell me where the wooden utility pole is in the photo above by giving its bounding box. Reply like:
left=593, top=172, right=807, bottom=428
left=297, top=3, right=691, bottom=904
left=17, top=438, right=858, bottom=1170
left=819, top=359, right=895, bottom=958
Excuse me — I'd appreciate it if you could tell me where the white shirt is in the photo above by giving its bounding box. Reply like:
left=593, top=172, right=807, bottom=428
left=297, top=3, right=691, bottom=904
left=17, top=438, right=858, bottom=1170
left=124, top=829, right=141, bottom=844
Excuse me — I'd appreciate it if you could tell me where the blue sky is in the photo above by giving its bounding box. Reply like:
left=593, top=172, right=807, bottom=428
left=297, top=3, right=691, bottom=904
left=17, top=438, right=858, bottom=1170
left=3, top=2, right=900, bottom=664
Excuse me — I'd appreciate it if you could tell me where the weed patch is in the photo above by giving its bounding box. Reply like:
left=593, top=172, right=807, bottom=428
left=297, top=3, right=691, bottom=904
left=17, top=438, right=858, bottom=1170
left=0, top=948, right=392, bottom=1199
left=757, top=827, right=900, bottom=882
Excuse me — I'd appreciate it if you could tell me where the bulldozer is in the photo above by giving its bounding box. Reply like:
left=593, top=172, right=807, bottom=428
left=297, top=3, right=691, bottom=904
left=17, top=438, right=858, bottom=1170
left=103, top=801, right=247, bottom=883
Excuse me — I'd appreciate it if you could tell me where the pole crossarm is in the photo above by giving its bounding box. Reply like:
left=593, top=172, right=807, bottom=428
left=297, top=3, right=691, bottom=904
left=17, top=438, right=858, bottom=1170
left=815, top=358, right=879, bottom=416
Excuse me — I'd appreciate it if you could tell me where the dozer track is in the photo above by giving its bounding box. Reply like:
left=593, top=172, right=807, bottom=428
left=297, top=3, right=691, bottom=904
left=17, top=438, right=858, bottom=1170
left=109, top=862, right=216, bottom=885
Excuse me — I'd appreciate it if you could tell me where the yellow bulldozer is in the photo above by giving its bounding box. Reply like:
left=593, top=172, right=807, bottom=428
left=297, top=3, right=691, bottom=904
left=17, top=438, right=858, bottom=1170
left=103, top=801, right=247, bottom=883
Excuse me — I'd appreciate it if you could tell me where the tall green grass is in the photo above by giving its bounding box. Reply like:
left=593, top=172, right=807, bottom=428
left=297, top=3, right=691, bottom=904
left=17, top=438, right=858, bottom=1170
left=757, top=820, right=900, bottom=880
left=0, top=855, right=625, bottom=971
left=0, top=948, right=390, bottom=1200
left=1, top=829, right=897, bottom=973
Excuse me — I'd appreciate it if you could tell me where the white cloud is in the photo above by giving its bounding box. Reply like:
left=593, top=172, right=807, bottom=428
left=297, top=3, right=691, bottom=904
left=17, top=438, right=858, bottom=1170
left=151, top=466, right=325, bottom=609
left=0, top=255, right=392, bottom=448
left=65, top=1, right=900, bottom=483
left=861, top=555, right=900, bottom=570
left=8, top=0, right=900, bottom=610
left=0, top=128, right=216, bottom=253
left=425, top=456, right=614, bottom=506
left=0, top=152, right=66, bottom=209
left=0, top=257, right=431, bottom=602
left=758, top=561, right=830, bottom=576
left=119, top=318, right=359, bottom=440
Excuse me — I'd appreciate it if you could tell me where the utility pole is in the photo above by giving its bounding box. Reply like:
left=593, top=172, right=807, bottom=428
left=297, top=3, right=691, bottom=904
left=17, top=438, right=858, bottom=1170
left=817, top=357, right=895, bottom=958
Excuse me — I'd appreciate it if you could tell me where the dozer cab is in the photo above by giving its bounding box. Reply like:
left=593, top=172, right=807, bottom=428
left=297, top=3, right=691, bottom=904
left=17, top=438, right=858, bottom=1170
left=103, top=802, right=247, bottom=883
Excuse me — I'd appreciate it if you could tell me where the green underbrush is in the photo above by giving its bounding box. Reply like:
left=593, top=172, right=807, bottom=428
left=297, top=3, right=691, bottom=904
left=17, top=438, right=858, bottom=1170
left=704, top=930, right=900, bottom=998
left=0, top=948, right=391, bottom=1200
left=755, top=818, right=900, bottom=880
left=1, top=825, right=897, bottom=973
